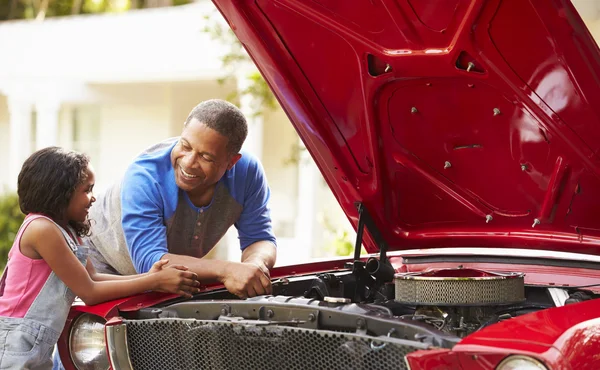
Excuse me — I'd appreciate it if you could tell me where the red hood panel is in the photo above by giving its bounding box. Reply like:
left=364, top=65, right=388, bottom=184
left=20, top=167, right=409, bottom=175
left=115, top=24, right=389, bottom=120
left=213, top=0, right=600, bottom=254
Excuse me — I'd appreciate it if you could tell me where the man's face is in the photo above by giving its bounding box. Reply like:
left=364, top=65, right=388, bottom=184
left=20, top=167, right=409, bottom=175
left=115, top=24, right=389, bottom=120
left=171, top=118, right=241, bottom=194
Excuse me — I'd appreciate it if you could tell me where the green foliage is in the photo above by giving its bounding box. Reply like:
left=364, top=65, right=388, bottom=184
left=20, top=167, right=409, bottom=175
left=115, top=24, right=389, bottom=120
left=0, top=192, right=25, bottom=269
left=329, top=230, right=354, bottom=257
left=202, top=11, right=277, bottom=117
left=327, top=229, right=367, bottom=257
left=321, top=213, right=365, bottom=257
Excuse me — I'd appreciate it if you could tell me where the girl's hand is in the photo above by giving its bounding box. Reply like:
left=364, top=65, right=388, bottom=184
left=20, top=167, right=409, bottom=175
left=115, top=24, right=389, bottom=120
left=149, top=259, right=189, bottom=274
left=148, top=259, right=169, bottom=274
left=153, top=268, right=200, bottom=298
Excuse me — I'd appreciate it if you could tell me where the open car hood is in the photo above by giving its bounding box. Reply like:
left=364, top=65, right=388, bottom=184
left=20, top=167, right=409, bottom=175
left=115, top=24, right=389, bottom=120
left=213, top=0, right=600, bottom=255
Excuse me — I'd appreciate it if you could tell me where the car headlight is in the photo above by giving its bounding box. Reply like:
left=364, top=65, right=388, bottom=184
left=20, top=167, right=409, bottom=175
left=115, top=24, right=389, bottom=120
left=69, top=314, right=110, bottom=370
left=496, top=355, right=548, bottom=370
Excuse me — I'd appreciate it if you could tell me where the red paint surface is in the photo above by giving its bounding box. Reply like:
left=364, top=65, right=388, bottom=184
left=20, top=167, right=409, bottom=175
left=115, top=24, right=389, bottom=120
left=211, top=0, right=600, bottom=255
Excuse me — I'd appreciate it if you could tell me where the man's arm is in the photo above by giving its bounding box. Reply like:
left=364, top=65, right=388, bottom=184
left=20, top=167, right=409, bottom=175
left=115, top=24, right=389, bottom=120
left=121, top=167, right=171, bottom=274
left=241, top=241, right=277, bottom=277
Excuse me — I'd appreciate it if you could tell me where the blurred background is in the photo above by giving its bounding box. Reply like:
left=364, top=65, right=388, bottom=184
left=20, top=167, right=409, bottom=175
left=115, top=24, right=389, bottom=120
left=0, top=0, right=358, bottom=269
left=0, top=0, right=598, bottom=270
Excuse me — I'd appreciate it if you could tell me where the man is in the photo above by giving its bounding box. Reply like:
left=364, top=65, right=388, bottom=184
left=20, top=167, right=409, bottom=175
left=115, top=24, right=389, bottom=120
left=87, top=99, right=276, bottom=298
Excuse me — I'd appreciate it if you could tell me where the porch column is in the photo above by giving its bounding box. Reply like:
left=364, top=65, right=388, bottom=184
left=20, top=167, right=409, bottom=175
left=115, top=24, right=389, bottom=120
left=8, top=96, right=33, bottom=190
left=295, top=141, right=318, bottom=259
left=35, top=100, right=60, bottom=149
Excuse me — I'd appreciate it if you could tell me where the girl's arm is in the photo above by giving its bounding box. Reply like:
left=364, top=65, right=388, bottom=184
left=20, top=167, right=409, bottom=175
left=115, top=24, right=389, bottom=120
left=85, top=258, right=139, bottom=281
left=24, top=218, right=200, bottom=306
left=85, top=259, right=184, bottom=282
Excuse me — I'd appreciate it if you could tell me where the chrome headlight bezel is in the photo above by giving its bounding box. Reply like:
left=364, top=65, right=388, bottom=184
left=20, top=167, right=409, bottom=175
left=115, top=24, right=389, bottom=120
left=69, top=313, right=110, bottom=370
left=496, top=355, right=548, bottom=370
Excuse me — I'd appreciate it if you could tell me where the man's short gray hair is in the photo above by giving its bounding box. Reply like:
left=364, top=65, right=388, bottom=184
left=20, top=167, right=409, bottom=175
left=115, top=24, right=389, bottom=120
left=184, top=99, right=248, bottom=154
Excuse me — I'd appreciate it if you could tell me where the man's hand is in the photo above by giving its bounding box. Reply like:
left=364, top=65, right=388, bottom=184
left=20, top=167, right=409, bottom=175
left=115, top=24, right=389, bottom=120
left=220, top=261, right=272, bottom=299
left=245, top=259, right=270, bottom=279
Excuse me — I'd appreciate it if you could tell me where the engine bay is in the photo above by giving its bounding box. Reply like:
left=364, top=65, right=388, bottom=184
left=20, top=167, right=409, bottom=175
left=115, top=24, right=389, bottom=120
left=125, top=264, right=599, bottom=346
left=124, top=204, right=600, bottom=343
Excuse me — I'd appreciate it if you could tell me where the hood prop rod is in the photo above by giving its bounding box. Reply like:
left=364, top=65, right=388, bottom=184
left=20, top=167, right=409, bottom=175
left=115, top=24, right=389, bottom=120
left=354, top=202, right=388, bottom=262
left=351, top=203, right=395, bottom=302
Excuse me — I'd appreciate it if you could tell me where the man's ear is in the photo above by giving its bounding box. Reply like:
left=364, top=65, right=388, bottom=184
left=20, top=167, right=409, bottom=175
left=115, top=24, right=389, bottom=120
left=227, top=153, right=242, bottom=170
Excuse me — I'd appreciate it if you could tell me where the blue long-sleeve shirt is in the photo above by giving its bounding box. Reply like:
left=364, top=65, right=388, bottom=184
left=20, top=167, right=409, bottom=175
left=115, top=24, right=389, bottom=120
left=87, top=138, right=277, bottom=275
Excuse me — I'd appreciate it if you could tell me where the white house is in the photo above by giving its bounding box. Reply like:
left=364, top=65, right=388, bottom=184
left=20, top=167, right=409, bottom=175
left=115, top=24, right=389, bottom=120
left=0, top=0, right=354, bottom=266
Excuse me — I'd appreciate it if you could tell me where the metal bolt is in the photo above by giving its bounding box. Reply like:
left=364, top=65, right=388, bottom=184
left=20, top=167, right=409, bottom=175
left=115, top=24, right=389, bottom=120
left=472, top=355, right=479, bottom=360
left=356, top=318, right=366, bottom=330
left=220, top=308, right=228, bottom=316
left=444, top=161, right=452, bottom=169
left=532, top=218, right=540, bottom=228
left=115, top=328, right=120, bottom=332
left=521, top=164, right=528, bottom=171
left=308, top=313, right=316, bottom=322
left=411, top=107, right=418, bottom=114
left=384, top=64, right=392, bottom=73
left=493, top=108, right=501, bottom=116
left=266, top=309, right=274, bottom=318
left=485, top=214, right=493, bottom=223
left=467, top=62, right=475, bottom=72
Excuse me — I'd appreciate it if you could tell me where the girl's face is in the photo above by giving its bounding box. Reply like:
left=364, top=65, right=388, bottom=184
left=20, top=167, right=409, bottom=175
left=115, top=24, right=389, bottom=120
left=65, top=164, right=96, bottom=223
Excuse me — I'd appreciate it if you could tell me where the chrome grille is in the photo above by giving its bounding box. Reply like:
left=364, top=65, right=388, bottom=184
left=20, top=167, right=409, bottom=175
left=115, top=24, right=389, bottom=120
left=124, top=318, right=417, bottom=370
left=394, top=274, right=525, bottom=306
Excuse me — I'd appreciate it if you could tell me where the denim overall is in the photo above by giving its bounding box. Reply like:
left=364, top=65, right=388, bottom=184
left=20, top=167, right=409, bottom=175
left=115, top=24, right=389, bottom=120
left=0, top=218, right=88, bottom=370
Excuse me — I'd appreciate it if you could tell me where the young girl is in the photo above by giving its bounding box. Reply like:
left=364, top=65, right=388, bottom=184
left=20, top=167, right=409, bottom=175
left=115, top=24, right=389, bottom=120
left=0, top=147, right=200, bottom=369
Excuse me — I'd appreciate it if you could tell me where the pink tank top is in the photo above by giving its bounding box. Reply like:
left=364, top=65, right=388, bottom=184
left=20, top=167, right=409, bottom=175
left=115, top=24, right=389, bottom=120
left=0, top=214, right=76, bottom=318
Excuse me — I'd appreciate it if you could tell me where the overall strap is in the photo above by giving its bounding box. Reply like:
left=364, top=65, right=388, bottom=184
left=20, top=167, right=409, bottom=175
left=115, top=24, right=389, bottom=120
left=55, top=224, right=78, bottom=252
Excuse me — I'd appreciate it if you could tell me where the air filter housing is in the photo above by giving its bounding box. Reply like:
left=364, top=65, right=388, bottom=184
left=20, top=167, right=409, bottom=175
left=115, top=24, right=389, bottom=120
left=394, top=268, right=525, bottom=306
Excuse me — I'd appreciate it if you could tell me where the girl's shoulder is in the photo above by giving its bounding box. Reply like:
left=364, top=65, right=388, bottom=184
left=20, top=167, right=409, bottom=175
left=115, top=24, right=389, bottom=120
left=24, top=215, right=58, bottom=230
left=20, top=216, right=65, bottom=246
left=17, top=215, right=63, bottom=260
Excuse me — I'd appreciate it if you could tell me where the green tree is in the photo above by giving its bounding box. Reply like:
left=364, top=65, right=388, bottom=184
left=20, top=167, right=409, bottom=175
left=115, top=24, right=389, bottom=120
left=0, top=193, right=25, bottom=269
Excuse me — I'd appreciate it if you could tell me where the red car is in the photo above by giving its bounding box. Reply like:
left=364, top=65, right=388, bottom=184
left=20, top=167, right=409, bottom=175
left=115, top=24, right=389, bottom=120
left=59, top=0, right=600, bottom=369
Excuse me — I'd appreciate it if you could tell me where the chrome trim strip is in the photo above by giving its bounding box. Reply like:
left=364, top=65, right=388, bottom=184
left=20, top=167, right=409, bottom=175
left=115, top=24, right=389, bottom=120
left=106, top=324, right=134, bottom=370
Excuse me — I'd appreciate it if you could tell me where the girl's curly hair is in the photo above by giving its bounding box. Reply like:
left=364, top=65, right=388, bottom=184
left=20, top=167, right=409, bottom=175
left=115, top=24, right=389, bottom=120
left=18, top=147, right=91, bottom=237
